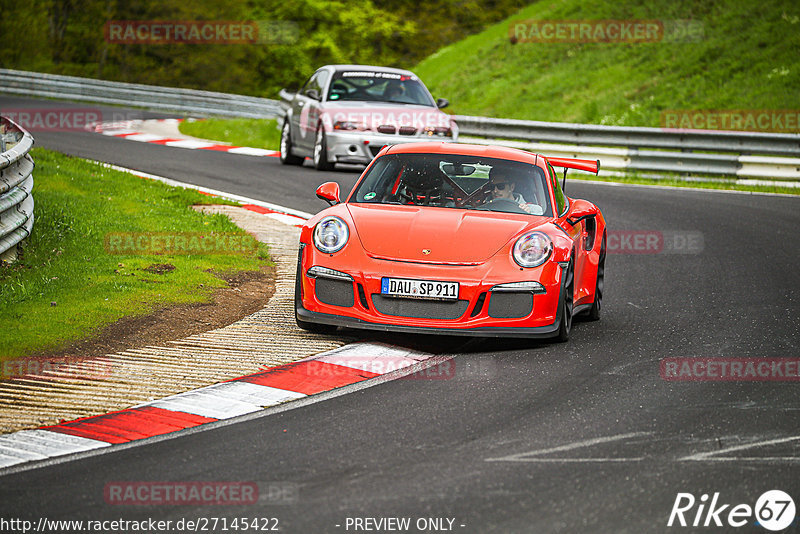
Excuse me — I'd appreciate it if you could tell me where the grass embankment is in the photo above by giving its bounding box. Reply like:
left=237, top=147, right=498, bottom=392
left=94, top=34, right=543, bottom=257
left=179, top=118, right=280, bottom=150
left=413, top=0, right=799, bottom=126
left=0, top=148, right=270, bottom=361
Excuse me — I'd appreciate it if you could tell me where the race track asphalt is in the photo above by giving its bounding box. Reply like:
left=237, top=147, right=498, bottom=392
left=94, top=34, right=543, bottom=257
left=2, top=96, right=799, bottom=533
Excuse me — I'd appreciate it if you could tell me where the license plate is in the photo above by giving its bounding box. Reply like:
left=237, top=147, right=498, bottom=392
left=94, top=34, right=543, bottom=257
left=381, top=277, right=459, bottom=301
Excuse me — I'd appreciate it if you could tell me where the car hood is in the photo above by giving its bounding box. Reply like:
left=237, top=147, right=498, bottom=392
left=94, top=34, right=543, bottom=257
left=346, top=204, right=547, bottom=264
left=321, top=102, right=451, bottom=130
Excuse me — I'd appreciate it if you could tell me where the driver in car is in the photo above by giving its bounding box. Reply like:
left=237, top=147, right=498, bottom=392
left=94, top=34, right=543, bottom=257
left=487, top=167, right=538, bottom=214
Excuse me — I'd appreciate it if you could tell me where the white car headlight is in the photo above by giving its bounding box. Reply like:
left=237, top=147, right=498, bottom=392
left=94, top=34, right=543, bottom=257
left=313, top=216, right=349, bottom=254
left=512, top=231, right=552, bottom=268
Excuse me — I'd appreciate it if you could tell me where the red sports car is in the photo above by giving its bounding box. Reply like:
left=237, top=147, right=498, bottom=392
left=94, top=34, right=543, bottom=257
left=295, top=142, right=606, bottom=341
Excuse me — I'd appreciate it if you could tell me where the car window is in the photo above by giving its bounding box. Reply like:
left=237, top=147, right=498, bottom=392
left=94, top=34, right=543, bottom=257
left=314, top=70, right=330, bottom=96
left=301, top=71, right=326, bottom=99
left=299, top=73, right=315, bottom=94
left=351, top=153, right=552, bottom=217
left=548, top=161, right=567, bottom=216
left=327, top=70, right=435, bottom=106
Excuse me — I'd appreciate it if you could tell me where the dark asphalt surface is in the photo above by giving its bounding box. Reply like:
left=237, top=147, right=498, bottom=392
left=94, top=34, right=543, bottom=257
left=2, top=96, right=800, bottom=533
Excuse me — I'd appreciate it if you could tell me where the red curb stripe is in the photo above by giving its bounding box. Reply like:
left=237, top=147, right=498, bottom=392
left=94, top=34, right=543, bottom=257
left=237, top=361, right=379, bottom=395
left=147, top=138, right=183, bottom=145
left=43, top=406, right=216, bottom=444
left=198, top=145, right=237, bottom=152
left=241, top=205, right=305, bottom=227
left=241, top=204, right=277, bottom=215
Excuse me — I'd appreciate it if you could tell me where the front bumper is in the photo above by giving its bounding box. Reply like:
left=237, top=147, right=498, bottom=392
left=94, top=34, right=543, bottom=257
left=296, top=242, right=566, bottom=339
left=325, top=130, right=456, bottom=164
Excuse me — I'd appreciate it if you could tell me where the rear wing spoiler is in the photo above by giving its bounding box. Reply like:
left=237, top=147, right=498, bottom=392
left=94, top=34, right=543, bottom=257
left=547, top=157, right=600, bottom=175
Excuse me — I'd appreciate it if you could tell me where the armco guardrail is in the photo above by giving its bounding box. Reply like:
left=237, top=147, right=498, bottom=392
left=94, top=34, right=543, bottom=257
left=0, top=116, right=34, bottom=262
left=454, top=115, right=800, bottom=180
left=0, top=68, right=281, bottom=119
left=453, top=115, right=800, bottom=156
left=1, top=69, right=798, bottom=180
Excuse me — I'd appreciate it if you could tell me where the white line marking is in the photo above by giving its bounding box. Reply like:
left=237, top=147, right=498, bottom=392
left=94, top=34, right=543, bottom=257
left=485, top=432, right=652, bottom=463
left=163, top=139, right=216, bottom=149
left=206, top=381, right=307, bottom=405
left=680, top=434, right=800, bottom=462
left=264, top=212, right=307, bottom=226
left=124, top=133, right=167, bottom=142
left=227, top=147, right=279, bottom=156
left=312, top=342, right=429, bottom=374
left=102, top=129, right=139, bottom=136
left=144, top=391, right=262, bottom=420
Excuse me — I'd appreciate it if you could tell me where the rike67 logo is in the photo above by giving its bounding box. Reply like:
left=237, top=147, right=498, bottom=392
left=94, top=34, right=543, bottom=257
left=668, top=490, right=795, bottom=531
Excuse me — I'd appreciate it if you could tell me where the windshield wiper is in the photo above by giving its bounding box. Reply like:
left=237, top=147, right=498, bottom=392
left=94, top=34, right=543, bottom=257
left=381, top=99, right=427, bottom=106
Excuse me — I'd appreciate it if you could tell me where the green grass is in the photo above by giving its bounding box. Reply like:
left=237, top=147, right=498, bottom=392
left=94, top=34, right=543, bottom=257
left=414, top=0, right=799, bottom=126
left=178, top=118, right=281, bottom=150
left=0, top=148, right=270, bottom=361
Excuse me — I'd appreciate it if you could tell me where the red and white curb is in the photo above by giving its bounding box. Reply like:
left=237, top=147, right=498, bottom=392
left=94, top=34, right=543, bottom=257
left=0, top=343, right=439, bottom=470
left=0, top=162, right=441, bottom=472
left=86, top=118, right=280, bottom=157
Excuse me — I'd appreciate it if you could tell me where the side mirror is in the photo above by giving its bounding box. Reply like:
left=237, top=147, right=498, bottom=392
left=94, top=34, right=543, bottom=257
left=305, top=88, right=320, bottom=101
left=316, top=182, right=340, bottom=205
left=566, top=199, right=597, bottom=226
left=436, top=98, right=449, bottom=109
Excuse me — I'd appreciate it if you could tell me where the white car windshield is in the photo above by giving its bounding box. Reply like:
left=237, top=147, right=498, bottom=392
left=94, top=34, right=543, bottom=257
left=327, top=71, right=435, bottom=107
left=351, top=153, right=552, bottom=217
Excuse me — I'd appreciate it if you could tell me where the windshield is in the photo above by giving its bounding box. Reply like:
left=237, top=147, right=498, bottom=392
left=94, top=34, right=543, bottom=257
left=327, top=70, right=435, bottom=106
left=350, top=153, right=552, bottom=217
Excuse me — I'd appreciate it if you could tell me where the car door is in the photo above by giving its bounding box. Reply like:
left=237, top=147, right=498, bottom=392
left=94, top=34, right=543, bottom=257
left=549, top=162, right=589, bottom=302
left=291, top=69, right=329, bottom=152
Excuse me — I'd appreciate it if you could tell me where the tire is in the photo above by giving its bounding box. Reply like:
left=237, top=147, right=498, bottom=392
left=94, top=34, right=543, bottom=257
left=313, top=124, right=335, bottom=171
left=294, top=260, right=337, bottom=334
left=555, top=255, right=575, bottom=342
left=586, top=233, right=606, bottom=321
left=280, top=121, right=304, bottom=165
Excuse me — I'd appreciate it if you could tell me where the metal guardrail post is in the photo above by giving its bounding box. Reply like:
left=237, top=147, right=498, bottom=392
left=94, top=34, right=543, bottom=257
left=0, top=116, right=35, bottom=263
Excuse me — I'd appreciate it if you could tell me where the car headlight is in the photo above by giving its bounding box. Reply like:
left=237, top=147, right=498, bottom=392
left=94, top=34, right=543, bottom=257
left=423, top=126, right=453, bottom=137
left=333, top=120, right=365, bottom=131
left=313, top=216, right=349, bottom=254
left=512, top=231, right=552, bottom=268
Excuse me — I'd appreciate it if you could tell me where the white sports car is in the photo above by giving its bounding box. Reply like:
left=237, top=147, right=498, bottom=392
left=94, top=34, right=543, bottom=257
left=279, top=64, right=457, bottom=170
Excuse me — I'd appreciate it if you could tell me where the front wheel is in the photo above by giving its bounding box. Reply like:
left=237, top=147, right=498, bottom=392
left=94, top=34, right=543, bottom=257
left=554, top=256, right=574, bottom=342
left=280, top=121, right=304, bottom=165
left=313, top=125, right=335, bottom=171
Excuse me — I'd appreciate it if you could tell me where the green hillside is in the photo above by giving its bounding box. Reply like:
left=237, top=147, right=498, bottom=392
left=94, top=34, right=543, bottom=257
left=414, top=0, right=800, bottom=126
